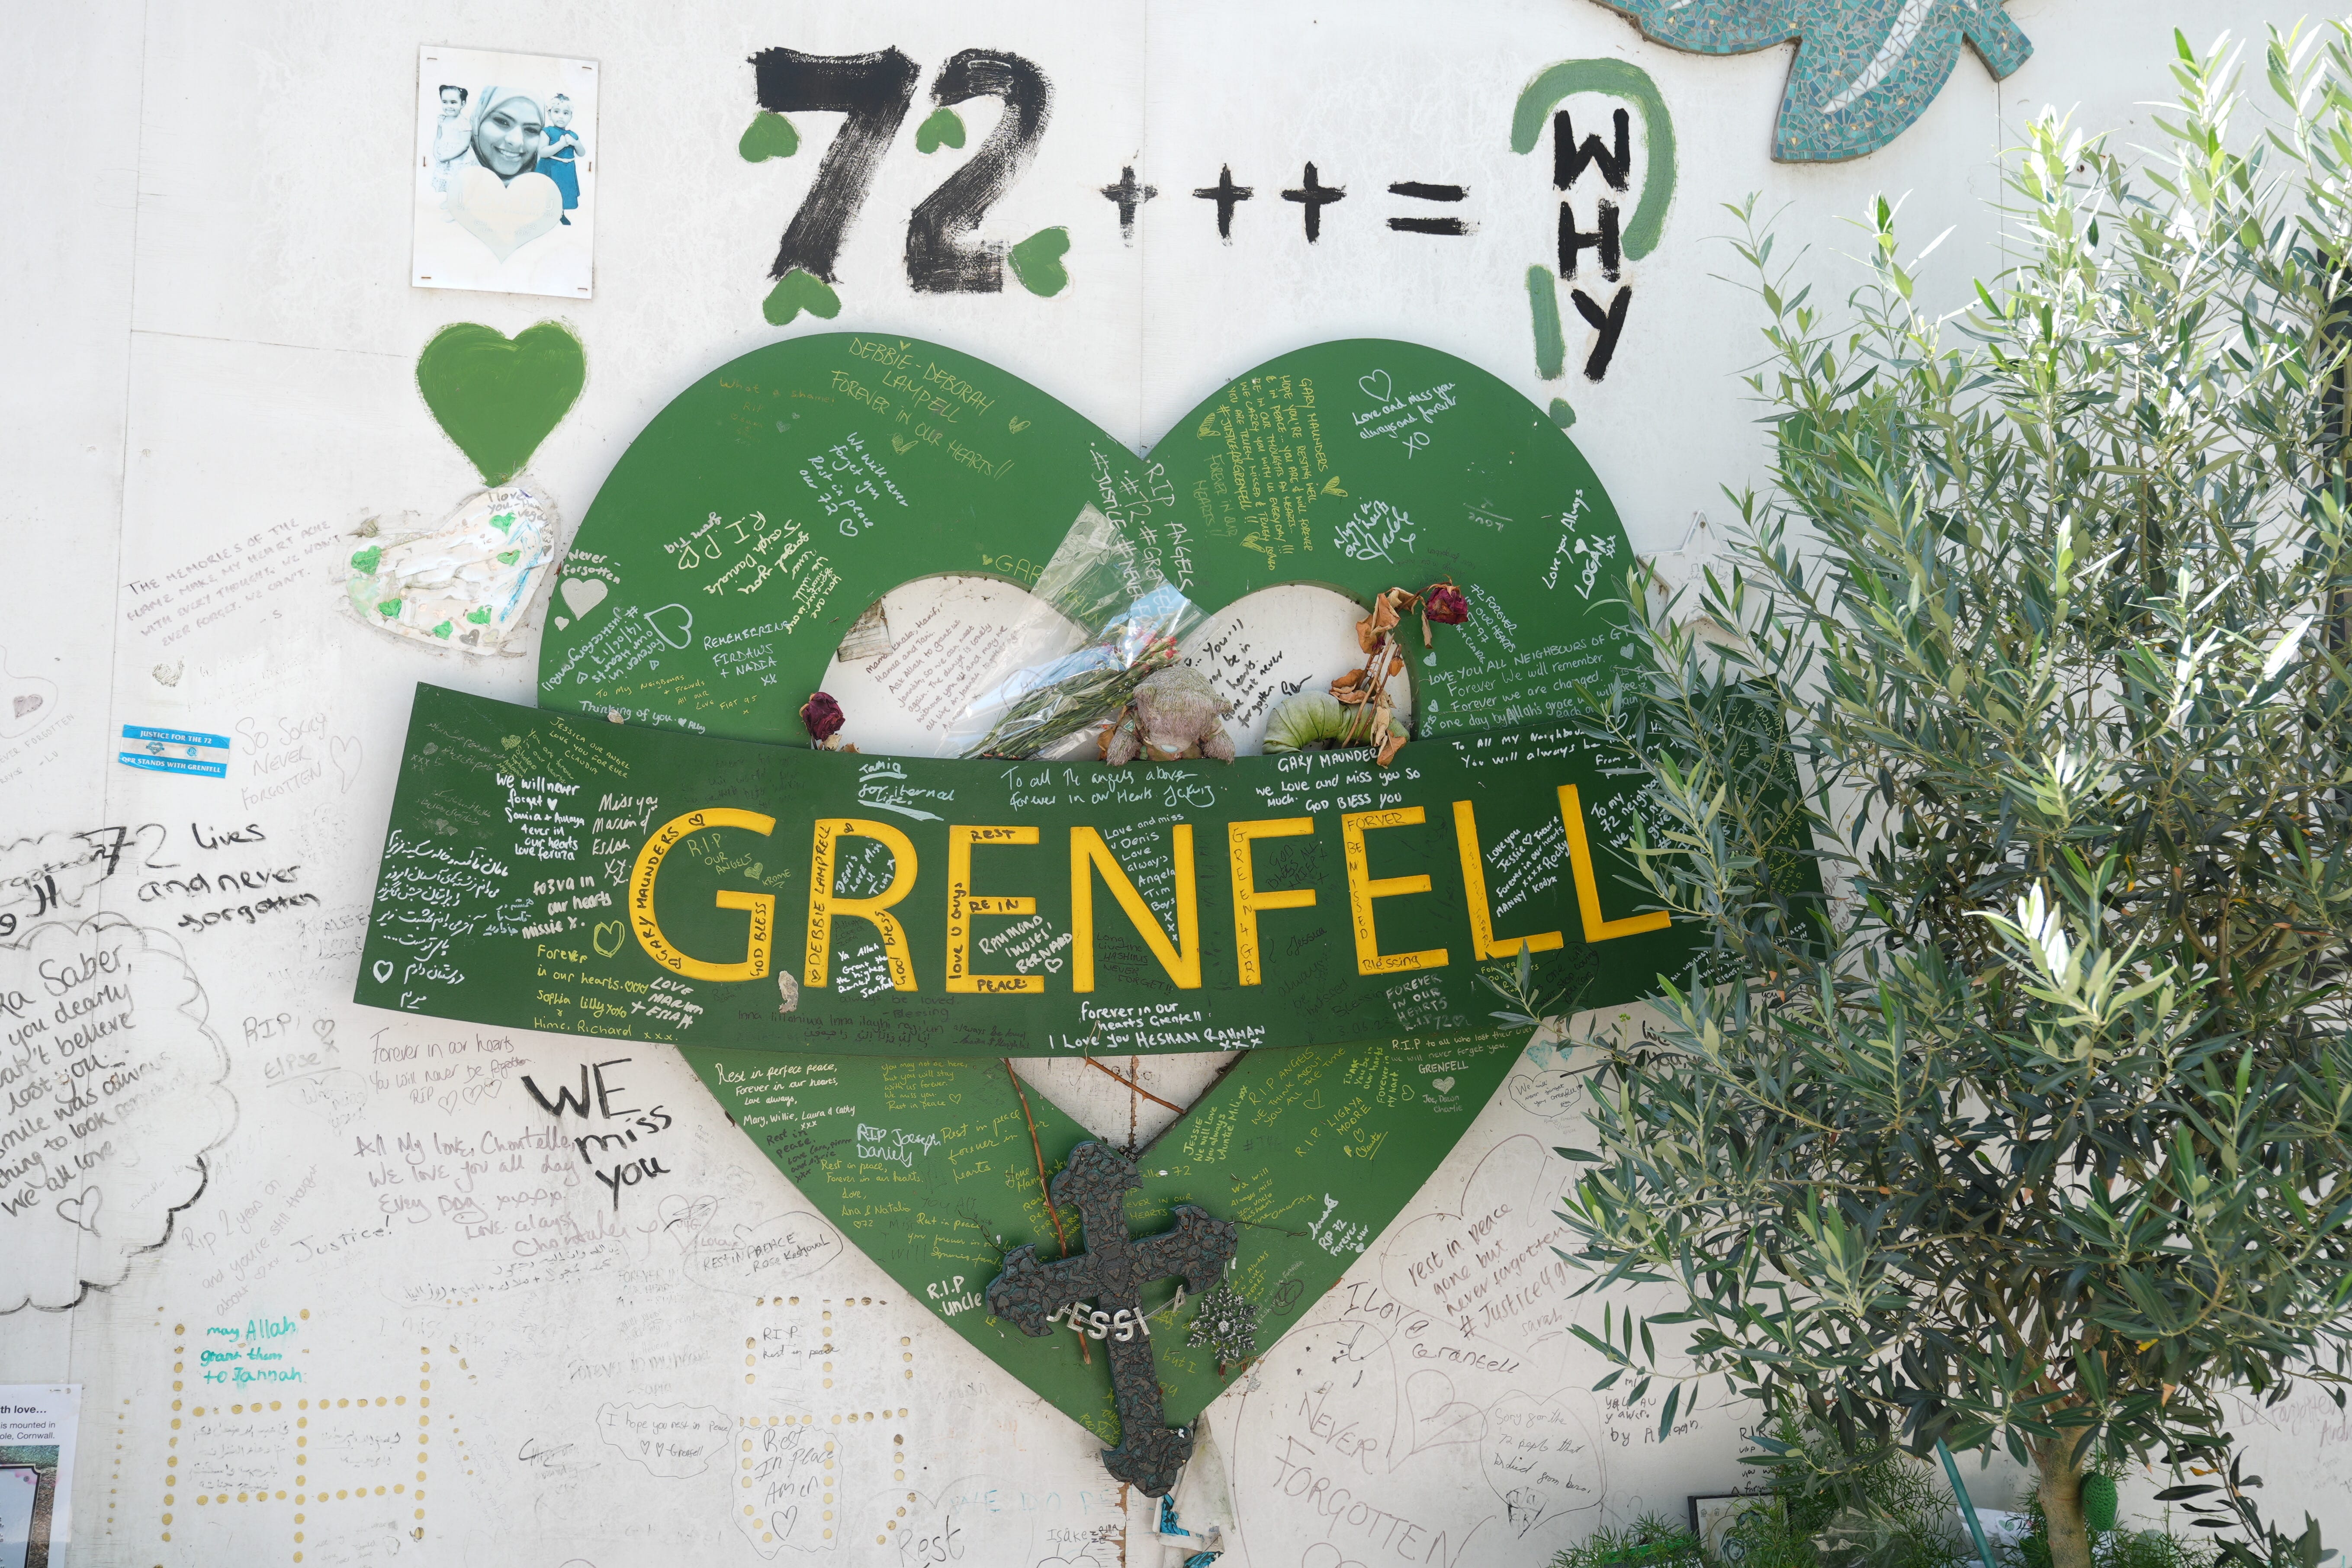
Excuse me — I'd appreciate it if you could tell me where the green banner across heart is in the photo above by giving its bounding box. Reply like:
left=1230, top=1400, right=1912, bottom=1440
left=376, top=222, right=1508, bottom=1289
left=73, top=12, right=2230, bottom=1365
left=355, top=683, right=1693, bottom=1054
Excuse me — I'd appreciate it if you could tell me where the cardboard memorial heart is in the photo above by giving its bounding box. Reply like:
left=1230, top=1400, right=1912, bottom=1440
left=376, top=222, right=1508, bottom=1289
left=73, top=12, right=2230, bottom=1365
left=444, top=164, right=562, bottom=262
left=416, top=320, right=585, bottom=486
left=362, top=334, right=1783, bottom=1480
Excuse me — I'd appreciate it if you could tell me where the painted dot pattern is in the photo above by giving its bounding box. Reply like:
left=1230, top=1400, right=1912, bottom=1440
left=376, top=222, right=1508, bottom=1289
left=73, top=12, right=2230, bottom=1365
left=152, top=1313, right=442, bottom=1560
left=733, top=1297, right=919, bottom=1558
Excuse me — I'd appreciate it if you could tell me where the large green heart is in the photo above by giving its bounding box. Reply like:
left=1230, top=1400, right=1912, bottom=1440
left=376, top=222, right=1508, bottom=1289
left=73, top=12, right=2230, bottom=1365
left=358, top=678, right=1634, bottom=1467
left=523, top=333, right=1641, bottom=1465
left=416, top=320, right=587, bottom=485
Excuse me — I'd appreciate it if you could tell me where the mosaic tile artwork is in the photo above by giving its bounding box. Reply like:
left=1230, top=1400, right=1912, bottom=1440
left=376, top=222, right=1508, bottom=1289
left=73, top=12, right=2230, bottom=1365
left=1586, top=0, right=2033, bottom=162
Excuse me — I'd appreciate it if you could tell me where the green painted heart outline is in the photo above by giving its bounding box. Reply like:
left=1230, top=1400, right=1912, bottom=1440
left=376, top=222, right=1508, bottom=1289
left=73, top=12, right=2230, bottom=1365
left=535, top=333, right=1643, bottom=1460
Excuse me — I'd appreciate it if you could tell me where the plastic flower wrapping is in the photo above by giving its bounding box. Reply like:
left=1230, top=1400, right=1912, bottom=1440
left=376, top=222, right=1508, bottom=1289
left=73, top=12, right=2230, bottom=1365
left=953, top=505, right=1206, bottom=759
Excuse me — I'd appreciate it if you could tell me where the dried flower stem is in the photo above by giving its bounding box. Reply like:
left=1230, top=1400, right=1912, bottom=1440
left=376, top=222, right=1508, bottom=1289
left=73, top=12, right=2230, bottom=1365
left=1003, top=1057, right=1086, bottom=1364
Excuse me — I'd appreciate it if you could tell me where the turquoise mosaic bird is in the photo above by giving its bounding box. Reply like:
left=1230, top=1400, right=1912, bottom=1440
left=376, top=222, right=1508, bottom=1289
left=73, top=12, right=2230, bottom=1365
left=1587, top=0, right=2032, bottom=161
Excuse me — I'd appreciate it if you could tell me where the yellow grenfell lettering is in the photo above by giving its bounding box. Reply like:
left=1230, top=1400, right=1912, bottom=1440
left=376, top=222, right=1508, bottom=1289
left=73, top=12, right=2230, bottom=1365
left=946, top=825, right=1043, bottom=994
left=1451, top=800, right=1564, bottom=961
left=803, top=817, right=921, bottom=990
left=1227, top=817, right=1316, bottom=986
left=628, top=808, right=778, bottom=982
left=1069, top=825, right=1200, bottom=992
left=1556, top=785, right=1671, bottom=942
left=1340, top=807, right=1449, bottom=976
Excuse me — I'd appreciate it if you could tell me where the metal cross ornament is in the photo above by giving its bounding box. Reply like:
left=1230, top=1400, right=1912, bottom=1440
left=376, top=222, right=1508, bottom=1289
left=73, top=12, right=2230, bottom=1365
left=986, top=1142, right=1238, bottom=1495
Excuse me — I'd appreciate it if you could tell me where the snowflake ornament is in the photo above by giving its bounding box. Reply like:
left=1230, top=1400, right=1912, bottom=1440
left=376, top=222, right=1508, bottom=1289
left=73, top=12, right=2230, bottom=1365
left=1186, top=1282, right=1259, bottom=1368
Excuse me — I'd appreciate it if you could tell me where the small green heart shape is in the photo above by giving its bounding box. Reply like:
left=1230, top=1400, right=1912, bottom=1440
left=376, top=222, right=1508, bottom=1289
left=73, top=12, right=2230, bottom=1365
left=376, top=599, right=403, bottom=619
left=490, top=512, right=515, bottom=533
left=914, top=106, right=966, bottom=154
left=496, top=549, right=521, bottom=566
left=1007, top=226, right=1071, bottom=298
left=762, top=268, right=842, bottom=327
left=431, top=620, right=453, bottom=639
left=466, top=607, right=492, bottom=624
left=415, top=321, right=586, bottom=487
left=349, top=546, right=382, bottom=574
left=738, top=110, right=799, bottom=162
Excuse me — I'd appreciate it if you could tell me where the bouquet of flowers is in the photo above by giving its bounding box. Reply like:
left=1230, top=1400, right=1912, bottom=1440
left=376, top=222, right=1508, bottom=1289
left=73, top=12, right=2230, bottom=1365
left=954, top=506, right=1205, bottom=759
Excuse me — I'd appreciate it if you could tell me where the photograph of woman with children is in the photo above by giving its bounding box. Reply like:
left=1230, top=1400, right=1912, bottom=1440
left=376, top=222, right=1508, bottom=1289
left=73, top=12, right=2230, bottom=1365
left=412, top=47, right=597, bottom=299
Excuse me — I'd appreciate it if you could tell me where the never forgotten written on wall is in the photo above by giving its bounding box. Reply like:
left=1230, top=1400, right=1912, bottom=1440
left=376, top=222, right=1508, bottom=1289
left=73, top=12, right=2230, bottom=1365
left=353, top=684, right=1715, bottom=1056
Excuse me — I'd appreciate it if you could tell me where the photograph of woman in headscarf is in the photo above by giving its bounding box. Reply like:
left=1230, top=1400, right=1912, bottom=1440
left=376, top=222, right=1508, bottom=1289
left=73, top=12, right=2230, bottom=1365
left=463, top=87, right=546, bottom=183
left=435, top=84, right=566, bottom=265
left=412, top=46, right=598, bottom=298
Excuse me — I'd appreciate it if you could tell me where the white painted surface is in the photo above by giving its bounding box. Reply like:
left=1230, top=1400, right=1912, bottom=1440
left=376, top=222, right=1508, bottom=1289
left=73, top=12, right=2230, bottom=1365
left=3, top=3, right=2341, bottom=1564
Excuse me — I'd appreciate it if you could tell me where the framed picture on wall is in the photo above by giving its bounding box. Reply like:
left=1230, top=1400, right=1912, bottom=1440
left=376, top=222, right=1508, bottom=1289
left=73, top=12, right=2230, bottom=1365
left=412, top=44, right=598, bottom=298
left=0, top=1456, right=55, bottom=1568
left=1689, top=1493, right=1784, bottom=1566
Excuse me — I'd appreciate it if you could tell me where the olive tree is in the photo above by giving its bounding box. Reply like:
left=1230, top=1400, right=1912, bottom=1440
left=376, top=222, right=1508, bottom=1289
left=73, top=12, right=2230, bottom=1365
left=1549, top=29, right=2352, bottom=1568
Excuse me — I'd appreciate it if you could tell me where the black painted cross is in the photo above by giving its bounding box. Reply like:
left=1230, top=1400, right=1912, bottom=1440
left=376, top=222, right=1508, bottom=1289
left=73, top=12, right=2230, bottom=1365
left=1098, top=165, right=1159, bottom=244
left=1192, top=165, right=1254, bottom=242
left=986, top=1141, right=1237, bottom=1495
left=1280, top=161, right=1346, bottom=242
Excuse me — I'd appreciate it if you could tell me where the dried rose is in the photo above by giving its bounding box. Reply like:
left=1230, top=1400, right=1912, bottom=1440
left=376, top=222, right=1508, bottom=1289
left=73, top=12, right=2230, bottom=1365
left=1423, top=582, right=1469, bottom=625
left=1356, top=589, right=1408, bottom=653
left=801, top=691, right=845, bottom=745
